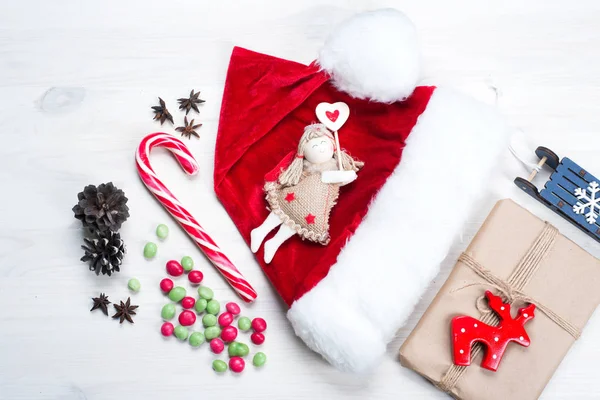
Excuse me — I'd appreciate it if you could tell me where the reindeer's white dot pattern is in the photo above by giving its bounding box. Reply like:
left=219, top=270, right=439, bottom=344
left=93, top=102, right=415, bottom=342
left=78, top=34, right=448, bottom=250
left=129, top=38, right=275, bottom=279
left=459, top=349, right=464, bottom=354
left=520, top=336, right=524, bottom=341
left=492, top=354, right=497, bottom=359
left=461, top=328, right=465, bottom=333
left=494, top=337, right=499, bottom=342
left=524, top=313, right=528, bottom=318
left=500, top=306, right=505, bottom=311
left=474, top=323, right=478, bottom=327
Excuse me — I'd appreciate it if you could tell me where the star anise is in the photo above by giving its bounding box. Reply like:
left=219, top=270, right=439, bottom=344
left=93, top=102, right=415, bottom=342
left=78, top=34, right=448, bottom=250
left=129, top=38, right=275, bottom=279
left=177, top=90, right=205, bottom=115
left=112, top=297, right=138, bottom=324
left=151, top=97, right=174, bottom=125
left=176, top=116, right=202, bottom=139
left=90, top=293, right=111, bottom=316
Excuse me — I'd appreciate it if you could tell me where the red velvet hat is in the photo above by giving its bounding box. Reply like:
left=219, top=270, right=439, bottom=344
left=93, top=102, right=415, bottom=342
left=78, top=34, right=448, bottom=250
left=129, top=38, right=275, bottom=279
left=214, top=9, right=509, bottom=372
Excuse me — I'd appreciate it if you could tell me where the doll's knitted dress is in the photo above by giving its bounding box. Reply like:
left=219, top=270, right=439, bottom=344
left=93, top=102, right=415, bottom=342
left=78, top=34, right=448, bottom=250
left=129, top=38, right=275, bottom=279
left=264, top=159, right=339, bottom=245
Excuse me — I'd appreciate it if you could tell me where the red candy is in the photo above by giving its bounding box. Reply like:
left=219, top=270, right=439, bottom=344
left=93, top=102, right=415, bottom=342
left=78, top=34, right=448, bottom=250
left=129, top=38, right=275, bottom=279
left=161, top=322, right=174, bottom=336
left=188, top=270, right=204, bottom=284
left=178, top=310, right=197, bottom=326
left=210, top=338, right=225, bottom=354
left=226, top=302, right=241, bottom=315
left=218, top=312, right=234, bottom=327
left=251, top=332, right=265, bottom=345
left=160, top=278, right=174, bottom=293
left=229, top=356, right=245, bottom=373
left=181, top=296, right=196, bottom=309
left=221, top=326, right=238, bottom=342
left=166, top=260, right=184, bottom=277
left=251, top=318, right=267, bottom=333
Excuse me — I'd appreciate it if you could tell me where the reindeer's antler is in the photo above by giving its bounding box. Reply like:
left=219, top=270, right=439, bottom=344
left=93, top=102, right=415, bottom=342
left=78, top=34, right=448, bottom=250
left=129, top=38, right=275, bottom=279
left=516, top=303, right=536, bottom=325
left=485, top=290, right=513, bottom=320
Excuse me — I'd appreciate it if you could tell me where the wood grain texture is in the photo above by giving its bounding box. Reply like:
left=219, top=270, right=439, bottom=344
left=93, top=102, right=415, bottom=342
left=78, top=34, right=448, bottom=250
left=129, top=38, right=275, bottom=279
left=1, top=1, right=599, bottom=398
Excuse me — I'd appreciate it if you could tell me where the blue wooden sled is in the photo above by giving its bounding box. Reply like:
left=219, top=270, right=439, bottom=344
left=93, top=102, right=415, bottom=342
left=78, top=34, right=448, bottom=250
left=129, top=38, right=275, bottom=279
left=514, top=146, right=600, bottom=243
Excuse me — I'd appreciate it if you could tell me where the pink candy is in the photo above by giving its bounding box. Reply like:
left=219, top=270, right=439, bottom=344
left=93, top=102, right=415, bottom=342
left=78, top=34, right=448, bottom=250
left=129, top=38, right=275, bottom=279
left=229, top=356, right=245, bottom=373
left=160, top=278, right=174, bottom=293
left=226, top=302, right=241, bottom=315
left=181, top=296, right=196, bottom=309
left=218, top=312, right=234, bottom=327
left=251, top=332, right=265, bottom=345
left=188, top=270, right=204, bottom=284
left=210, top=338, right=225, bottom=354
left=161, top=322, right=174, bottom=336
left=221, top=326, right=238, bottom=342
left=166, top=260, right=184, bottom=277
left=251, top=318, right=267, bottom=333
left=178, top=310, right=196, bottom=326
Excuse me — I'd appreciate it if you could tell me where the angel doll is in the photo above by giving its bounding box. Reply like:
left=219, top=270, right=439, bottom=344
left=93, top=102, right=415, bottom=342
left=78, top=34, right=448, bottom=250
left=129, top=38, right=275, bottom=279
left=251, top=123, right=364, bottom=263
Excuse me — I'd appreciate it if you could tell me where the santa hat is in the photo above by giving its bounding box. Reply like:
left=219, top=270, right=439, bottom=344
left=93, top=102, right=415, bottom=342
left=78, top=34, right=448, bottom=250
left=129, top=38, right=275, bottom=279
left=214, top=9, right=510, bottom=372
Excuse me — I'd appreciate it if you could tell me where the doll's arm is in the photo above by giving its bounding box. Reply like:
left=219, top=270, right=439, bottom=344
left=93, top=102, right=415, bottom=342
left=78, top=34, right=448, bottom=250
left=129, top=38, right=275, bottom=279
left=321, top=170, right=357, bottom=185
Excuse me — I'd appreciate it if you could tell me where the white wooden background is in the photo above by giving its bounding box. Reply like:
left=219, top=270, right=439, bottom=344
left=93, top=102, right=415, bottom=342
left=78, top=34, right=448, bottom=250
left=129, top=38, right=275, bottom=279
left=1, top=1, right=600, bottom=399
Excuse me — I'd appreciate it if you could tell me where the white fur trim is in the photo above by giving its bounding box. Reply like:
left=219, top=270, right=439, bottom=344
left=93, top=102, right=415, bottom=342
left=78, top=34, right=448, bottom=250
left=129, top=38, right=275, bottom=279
left=317, top=9, right=420, bottom=103
left=287, top=87, right=511, bottom=372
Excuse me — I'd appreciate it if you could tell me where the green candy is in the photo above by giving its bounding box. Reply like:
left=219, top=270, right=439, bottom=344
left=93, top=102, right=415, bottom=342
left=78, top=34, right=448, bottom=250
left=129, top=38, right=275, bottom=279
left=143, top=242, right=158, bottom=259
left=168, top=286, right=186, bottom=302
left=195, top=298, right=208, bottom=313
left=228, top=341, right=249, bottom=357
left=253, top=352, right=267, bottom=367
left=206, top=299, right=220, bottom=315
left=238, top=317, right=251, bottom=331
left=212, top=360, right=228, bottom=373
left=197, top=286, right=214, bottom=300
left=174, top=325, right=189, bottom=341
left=189, top=331, right=205, bottom=347
left=202, top=313, right=217, bottom=327
left=237, top=342, right=249, bottom=357
left=204, top=326, right=221, bottom=340
left=228, top=342, right=239, bottom=357
left=127, top=278, right=141, bottom=292
left=161, top=303, right=176, bottom=320
left=181, top=256, right=194, bottom=272
left=156, top=224, right=169, bottom=239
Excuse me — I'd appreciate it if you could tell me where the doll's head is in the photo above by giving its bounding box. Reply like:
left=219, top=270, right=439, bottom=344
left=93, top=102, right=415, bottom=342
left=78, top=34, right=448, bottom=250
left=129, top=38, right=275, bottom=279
left=301, top=124, right=335, bottom=164
left=278, top=124, right=363, bottom=187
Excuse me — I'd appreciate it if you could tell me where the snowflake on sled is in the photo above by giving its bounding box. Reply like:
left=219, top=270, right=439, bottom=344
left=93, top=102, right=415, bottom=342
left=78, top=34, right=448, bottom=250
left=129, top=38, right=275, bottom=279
left=573, top=181, right=600, bottom=224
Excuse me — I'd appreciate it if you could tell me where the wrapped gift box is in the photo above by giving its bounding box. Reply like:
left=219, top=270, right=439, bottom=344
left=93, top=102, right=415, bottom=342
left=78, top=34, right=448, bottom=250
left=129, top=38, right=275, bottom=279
left=399, top=199, right=600, bottom=400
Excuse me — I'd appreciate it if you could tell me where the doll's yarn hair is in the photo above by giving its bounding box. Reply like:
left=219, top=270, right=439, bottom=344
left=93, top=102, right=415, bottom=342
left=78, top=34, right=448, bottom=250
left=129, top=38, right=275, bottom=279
left=278, top=123, right=364, bottom=187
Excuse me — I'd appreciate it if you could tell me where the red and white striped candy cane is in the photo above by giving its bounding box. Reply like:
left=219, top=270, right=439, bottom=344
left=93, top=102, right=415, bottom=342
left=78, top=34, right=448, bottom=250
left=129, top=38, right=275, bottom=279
left=136, top=132, right=257, bottom=303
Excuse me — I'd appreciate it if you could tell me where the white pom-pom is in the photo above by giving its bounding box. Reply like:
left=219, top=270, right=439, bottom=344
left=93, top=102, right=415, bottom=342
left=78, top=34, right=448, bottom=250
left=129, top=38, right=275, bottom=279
left=317, top=9, right=420, bottom=103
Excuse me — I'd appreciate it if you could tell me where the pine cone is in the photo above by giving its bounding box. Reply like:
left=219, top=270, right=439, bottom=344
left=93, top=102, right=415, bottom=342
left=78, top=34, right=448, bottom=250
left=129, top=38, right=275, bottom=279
left=73, top=182, right=130, bottom=232
left=81, top=231, right=125, bottom=276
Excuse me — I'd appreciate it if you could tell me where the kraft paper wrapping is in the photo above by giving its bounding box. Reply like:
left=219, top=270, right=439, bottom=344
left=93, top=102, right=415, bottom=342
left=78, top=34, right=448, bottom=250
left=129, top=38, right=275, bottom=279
left=399, top=199, right=600, bottom=400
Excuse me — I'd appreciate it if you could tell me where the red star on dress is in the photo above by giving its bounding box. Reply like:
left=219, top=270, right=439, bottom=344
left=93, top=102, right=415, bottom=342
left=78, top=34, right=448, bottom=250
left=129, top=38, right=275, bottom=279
left=285, top=192, right=295, bottom=202
left=305, top=214, right=316, bottom=224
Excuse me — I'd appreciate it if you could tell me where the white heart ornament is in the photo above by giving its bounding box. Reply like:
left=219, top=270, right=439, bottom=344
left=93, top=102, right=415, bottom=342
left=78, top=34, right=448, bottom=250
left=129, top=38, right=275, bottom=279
left=316, top=102, right=350, bottom=131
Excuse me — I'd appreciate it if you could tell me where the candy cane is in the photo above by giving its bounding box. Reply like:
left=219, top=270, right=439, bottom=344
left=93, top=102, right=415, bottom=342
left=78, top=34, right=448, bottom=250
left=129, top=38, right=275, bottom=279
left=136, top=132, right=257, bottom=303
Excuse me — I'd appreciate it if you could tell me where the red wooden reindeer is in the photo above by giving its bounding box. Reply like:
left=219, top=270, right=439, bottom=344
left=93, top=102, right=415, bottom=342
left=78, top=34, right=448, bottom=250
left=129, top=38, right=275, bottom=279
left=451, top=290, right=536, bottom=371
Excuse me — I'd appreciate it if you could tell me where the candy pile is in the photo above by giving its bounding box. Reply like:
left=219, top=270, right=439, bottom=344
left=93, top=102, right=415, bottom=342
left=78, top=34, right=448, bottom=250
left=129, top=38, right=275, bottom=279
left=144, top=223, right=267, bottom=372
left=158, top=257, right=267, bottom=373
